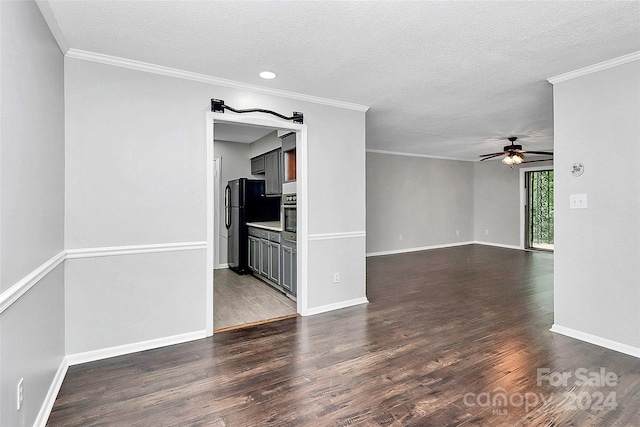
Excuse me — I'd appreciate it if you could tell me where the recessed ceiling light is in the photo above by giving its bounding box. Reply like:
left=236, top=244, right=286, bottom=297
left=259, top=71, right=276, bottom=79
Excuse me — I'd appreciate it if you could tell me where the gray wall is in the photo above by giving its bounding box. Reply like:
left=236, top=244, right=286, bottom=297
left=366, top=152, right=474, bottom=254
left=473, top=160, right=520, bottom=246
left=64, top=55, right=366, bottom=350
left=552, top=59, right=640, bottom=348
left=0, top=1, right=66, bottom=425
left=213, top=140, right=253, bottom=267
left=367, top=151, right=553, bottom=254
left=65, top=251, right=206, bottom=354
left=474, top=159, right=553, bottom=247
left=249, top=131, right=281, bottom=158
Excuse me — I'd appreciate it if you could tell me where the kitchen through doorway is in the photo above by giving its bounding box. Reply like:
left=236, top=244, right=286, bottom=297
left=211, top=120, right=301, bottom=332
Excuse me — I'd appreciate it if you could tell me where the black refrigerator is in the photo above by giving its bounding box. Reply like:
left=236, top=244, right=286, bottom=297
left=225, top=178, right=280, bottom=274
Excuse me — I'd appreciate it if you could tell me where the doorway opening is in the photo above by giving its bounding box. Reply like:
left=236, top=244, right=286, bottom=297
left=525, top=169, right=554, bottom=251
left=206, top=113, right=307, bottom=336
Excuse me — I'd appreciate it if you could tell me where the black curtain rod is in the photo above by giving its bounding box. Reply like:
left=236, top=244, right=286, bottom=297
left=211, top=99, right=303, bottom=124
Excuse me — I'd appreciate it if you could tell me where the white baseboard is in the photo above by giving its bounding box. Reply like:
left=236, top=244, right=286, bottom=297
left=366, top=241, right=474, bottom=257
left=66, top=330, right=207, bottom=366
left=215, top=263, right=229, bottom=269
left=550, top=324, right=640, bottom=358
left=305, top=297, right=369, bottom=316
left=472, top=240, right=522, bottom=250
left=34, top=357, right=69, bottom=427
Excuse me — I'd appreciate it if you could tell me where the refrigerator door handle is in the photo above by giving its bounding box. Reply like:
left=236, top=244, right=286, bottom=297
left=225, top=184, right=231, bottom=229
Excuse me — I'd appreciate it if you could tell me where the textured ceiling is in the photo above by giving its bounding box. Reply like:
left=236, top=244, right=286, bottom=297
left=44, top=1, right=640, bottom=160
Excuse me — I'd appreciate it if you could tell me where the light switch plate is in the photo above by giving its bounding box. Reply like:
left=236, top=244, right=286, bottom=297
left=570, top=193, right=588, bottom=209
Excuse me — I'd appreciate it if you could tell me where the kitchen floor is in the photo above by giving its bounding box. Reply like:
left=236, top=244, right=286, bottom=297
left=213, top=268, right=297, bottom=331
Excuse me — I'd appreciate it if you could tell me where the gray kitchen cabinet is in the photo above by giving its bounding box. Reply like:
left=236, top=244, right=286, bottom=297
left=268, top=241, right=280, bottom=283
left=250, top=155, right=265, bottom=175
left=251, top=148, right=282, bottom=195
left=247, top=226, right=290, bottom=294
left=259, top=238, right=270, bottom=277
left=248, top=235, right=260, bottom=272
left=264, top=149, right=282, bottom=195
left=281, top=240, right=297, bottom=296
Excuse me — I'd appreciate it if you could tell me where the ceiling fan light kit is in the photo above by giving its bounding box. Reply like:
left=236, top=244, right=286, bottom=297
left=502, top=153, right=524, bottom=165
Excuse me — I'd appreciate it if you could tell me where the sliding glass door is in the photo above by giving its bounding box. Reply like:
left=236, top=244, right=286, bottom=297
left=525, top=170, right=554, bottom=251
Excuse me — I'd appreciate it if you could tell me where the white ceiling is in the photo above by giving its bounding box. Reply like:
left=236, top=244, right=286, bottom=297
left=213, top=123, right=275, bottom=144
left=43, top=1, right=640, bottom=160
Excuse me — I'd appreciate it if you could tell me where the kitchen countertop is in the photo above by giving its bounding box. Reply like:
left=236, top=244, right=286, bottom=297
left=246, top=221, right=283, bottom=232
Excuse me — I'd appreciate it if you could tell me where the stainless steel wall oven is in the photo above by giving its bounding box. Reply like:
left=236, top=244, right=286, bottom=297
left=282, top=193, right=297, bottom=242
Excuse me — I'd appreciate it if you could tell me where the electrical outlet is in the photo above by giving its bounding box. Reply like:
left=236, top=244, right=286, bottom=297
left=484, top=229, right=489, bottom=236
left=333, top=272, right=340, bottom=283
left=570, top=193, right=588, bottom=209
left=398, top=234, right=403, bottom=241
left=456, top=230, right=460, bottom=236
left=17, top=378, right=24, bottom=411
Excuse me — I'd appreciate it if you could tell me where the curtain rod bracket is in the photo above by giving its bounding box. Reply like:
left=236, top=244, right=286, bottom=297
left=211, top=99, right=304, bottom=124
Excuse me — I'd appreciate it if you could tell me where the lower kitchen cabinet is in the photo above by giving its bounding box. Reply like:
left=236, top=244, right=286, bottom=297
left=268, top=241, right=280, bottom=283
left=281, top=241, right=297, bottom=296
left=248, top=236, right=260, bottom=272
left=247, top=227, right=292, bottom=296
left=259, top=239, right=270, bottom=277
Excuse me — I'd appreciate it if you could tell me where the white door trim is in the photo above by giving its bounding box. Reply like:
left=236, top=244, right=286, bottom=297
left=213, top=156, right=222, bottom=269
left=519, top=165, right=554, bottom=250
left=205, top=112, right=307, bottom=336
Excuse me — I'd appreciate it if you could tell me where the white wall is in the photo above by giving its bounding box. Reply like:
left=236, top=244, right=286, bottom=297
left=366, top=152, right=474, bottom=255
left=551, top=58, right=640, bottom=351
left=64, top=55, right=367, bottom=350
left=0, top=1, right=66, bottom=425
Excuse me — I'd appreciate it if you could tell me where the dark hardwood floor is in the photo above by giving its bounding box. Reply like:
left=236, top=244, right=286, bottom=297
left=47, top=245, right=640, bottom=426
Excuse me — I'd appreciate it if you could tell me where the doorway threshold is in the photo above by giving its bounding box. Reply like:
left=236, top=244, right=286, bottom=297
left=214, top=313, right=300, bottom=334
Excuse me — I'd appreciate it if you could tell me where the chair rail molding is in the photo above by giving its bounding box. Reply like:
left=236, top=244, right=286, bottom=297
left=0, top=251, right=66, bottom=314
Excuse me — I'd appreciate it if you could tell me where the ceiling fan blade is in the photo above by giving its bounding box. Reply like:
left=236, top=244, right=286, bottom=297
left=479, top=153, right=504, bottom=161
left=523, top=150, right=554, bottom=155
left=479, top=151, right=505, bottom=157
left=523, top=158, right=553, bottom=163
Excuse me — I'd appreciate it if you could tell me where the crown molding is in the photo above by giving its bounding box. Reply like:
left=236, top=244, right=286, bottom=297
left=35, top=0, right=70, bottom=54
left=366, top=148, right=471, bottom=162
left=65, top=49, right=369, bottom=112
left=547, top=51, right=640, bottom=84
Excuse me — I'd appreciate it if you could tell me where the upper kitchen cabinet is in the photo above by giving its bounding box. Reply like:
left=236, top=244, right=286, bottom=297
left=252, top=148, right=282, bottom=195
left=250, top=155, right=265, bottom=175
left=264, top=149, right=282, bottom=195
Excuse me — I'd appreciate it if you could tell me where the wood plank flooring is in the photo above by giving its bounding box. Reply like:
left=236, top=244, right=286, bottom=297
left=47, top=245, right=640, bottom=426
left=214, top=268, right=297, bottom=331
